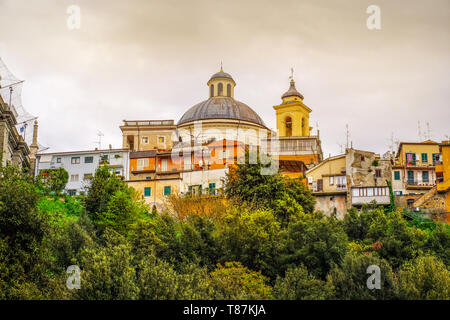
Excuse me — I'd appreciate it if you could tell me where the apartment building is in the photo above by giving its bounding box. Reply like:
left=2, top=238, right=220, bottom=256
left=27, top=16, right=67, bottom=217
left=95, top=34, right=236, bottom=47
left=35, top=148, right=129, bottom=195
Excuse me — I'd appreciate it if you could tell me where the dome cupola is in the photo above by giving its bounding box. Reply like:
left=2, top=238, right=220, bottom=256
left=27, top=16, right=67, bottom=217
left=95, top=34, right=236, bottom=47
left=206, top=65, right=236, bottom=98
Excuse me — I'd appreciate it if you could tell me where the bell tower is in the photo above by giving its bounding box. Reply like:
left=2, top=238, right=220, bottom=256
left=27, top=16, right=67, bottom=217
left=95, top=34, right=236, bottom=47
left=274, top=71, right=312, bottom=137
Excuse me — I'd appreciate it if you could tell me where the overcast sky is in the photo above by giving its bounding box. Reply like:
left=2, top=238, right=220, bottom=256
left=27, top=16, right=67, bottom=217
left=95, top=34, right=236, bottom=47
left=0, top=0, right=449, bottom=156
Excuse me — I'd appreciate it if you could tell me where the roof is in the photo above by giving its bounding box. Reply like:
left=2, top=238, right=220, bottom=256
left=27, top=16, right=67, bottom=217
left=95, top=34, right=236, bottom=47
left=130, top=150, right=156, bottom=159
left=279, top=160, right=307, bottom=172
left=396, top=140, right=440, bottom=158
left=305, top=154, right=345, bottom=174
left=209, top=70, right=234, bottom=82
left=177, top=97, right=266, bottom=127
left=282, top=80, right=304, bottom=100
left=37, top=148, right=128, bottom=156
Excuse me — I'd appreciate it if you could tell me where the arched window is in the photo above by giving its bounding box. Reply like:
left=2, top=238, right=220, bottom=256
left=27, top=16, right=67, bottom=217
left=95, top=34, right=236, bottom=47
left=210, top=84, right=214, bottom=97
left=227, top=84, right=231, bottom=97
left=218, top=83, right=223, bottom=96
left=301, top=118, right=305, bottom=128
left=285, top=116, right=292, bottom=137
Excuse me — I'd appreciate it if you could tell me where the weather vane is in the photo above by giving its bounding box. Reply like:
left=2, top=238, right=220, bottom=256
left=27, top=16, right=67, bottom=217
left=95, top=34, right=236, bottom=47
left=289, top=67, right=294, bottom=81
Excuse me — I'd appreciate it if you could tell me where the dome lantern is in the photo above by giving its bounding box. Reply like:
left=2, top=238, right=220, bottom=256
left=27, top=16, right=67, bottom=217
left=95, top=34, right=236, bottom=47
left=207, top=66, right=236, bottom=98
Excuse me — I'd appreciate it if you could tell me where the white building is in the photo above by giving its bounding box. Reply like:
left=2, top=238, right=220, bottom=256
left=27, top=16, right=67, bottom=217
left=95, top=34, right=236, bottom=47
left=35, top=148, right=129, bottom=195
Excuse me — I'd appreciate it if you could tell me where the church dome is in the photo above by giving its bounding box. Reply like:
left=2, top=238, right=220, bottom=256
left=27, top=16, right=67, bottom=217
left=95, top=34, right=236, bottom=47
left=208, top=70, right=235, bottom=83
left=177, top=97, right=266, bottom=128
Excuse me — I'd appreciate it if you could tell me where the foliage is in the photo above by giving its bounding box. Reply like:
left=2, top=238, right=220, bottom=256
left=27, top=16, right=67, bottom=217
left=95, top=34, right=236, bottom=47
left=209, top=262, right=273, bottom=300
left=0, top=161, right=449, bottom=300
left=282, top=212, right=348, bottom=279
left=274, top=265, right=334, bottom=300
left=329, top=251, right=398, bottom=300
left=397, top=255, right=450, bottom=300
left=216, top=207, right=283, bottom=279
left=36, top=168, right=69, bottom=196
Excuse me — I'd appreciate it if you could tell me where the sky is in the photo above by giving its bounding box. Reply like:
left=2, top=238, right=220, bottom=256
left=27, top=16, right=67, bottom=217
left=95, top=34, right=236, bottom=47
left=0, top=0, right=449, bottom=156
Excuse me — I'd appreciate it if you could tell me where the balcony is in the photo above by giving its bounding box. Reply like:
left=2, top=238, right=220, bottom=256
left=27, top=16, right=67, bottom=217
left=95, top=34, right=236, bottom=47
left=406, top=180, right=435, bottom=189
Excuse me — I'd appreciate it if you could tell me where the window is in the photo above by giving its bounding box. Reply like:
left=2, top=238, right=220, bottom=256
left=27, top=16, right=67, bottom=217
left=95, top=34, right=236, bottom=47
left=209, top=183, right=216, bottom=194
left=285, top=117, right=292, bottom=137
left=422, top=171, right=429, bottom=183
left=394, top=190, right=403, bottom=196
left=56, top=157, right=62, bottom=163
left=145, top=176, right=152, bottom=180
left=227, top=84, right=231, bottom=97
left=70, top=174, right=79, bottom=182
left=137, top=158, right=149, bottom=170
left=421, top=153, right=428, bottom=163
left=352, top=188, right=359, bottom=197
left=84, top=156, right=93, bottom=163
left=394, top=171, right=400, bottom=180
left=158, top=136, right=165, bottom=144
left=433, top=153, right=441, bottom=165
left=210, top=84, right=214, bottom=97
left=407, top=171, right=414, bottom=184
left=144, top=187, right=151, bottom=197
left=317, top=179, right=323, bottom=192
left=336, top=176, right=346, bottom=189
left=361, top=155, right=365, bottom=161
left=164, top=186, right=171, bottom=196
left=367, top=188, right=374, bottom=196
left=161, top=159, right=168, bottom=172
left=71, top=157, right=80, bottom=164
left=67, top=190, right=77, bottom=196
left=329, top=176, right=334, bottom=185
left=142, top=137, right=149, bottom=144
left=218, top=83, right=223, bottom=96
left=406, top=153, right=416, bottom=165
left=83, top=173, right=93, bottom=180
left=184, top=155, right=191, bottom=170
left=375, top=169, right=382, bottom=178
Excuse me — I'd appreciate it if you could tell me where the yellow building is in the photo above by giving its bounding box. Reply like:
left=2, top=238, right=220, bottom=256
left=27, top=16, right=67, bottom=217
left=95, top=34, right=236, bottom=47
left=392, top=140, right=440, bottom=207
left=435, top=141, right=450, bottom=223
left=306, top=148, right=392, bottom=218
left=264, top=77, right=322, bottom=167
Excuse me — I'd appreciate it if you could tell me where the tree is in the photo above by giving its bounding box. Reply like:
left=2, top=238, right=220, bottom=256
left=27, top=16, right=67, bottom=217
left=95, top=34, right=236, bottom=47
left=329, top=251, right=398, bottom=300
left=397, top=255, right=450, bottom=300
left=282, top=212, right=348, bottom=279
left=74, top=229, right=139, bottom=300
left=0, top=164, right=62, bottom=299
left=36, top=168, right=68, bottom=196
left=216, top=207, right=283, bottom=279
left=274, top=265, right=334, bottom=300
left=84, top=166, right=130, bottom=219
left=209, top=262, right=273, bottom=299
left=85, top=166, right=148, bottom=235
left=224, top=153, right=315, bottom=225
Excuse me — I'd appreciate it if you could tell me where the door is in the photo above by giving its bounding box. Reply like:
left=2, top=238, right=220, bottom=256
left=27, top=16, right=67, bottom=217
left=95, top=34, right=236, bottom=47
left=161, top=159, right=168, bottom=172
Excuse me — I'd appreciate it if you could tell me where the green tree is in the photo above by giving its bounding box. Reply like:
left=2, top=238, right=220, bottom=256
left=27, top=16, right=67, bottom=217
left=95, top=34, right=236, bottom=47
left=209, top=262, right=273, bottom=299
left=217, top=207, right=283, bottom=279
left=282, top=212, right=348, bottom=279
left=397, top=255, right=450, bottom=300
left=274, top=265, right=334, bottom=300
left=36, top=167, right=69, bottom=196
left=329, top=251, right=398, bottom=300
left=74, top=229, right=139, bottom=299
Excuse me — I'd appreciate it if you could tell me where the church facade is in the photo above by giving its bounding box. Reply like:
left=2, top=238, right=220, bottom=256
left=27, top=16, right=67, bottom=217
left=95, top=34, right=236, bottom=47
left=120, top=68, right=322, bottom=208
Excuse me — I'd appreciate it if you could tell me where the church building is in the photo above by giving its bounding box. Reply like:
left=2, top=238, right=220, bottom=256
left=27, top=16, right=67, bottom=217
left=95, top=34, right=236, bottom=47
left=120, top=68, right=322, bottom=207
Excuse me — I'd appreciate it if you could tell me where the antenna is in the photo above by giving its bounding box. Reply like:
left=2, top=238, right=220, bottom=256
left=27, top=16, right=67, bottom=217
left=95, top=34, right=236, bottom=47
left=426, top=122, right=431, bottom=140
left=418, top=120, right=422, bottom=141
left=337, top=143, right=344, bottom=154
left=345, top=124, right=350, bottom=149
left=96, top=130, right=104, bottom=149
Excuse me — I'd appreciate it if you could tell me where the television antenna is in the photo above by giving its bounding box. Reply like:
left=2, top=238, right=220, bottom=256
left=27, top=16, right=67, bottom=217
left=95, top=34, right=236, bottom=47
left=95, top=131, right=104, bottom=149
